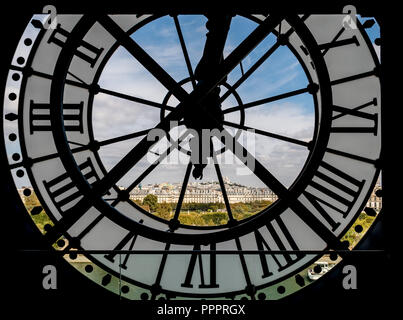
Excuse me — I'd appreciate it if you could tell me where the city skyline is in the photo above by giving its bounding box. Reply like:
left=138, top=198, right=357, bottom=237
left=18, top=176, right=382, bottom=211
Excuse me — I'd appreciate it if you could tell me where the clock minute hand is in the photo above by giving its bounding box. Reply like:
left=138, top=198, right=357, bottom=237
left=194, top=14, right=232, bottom=83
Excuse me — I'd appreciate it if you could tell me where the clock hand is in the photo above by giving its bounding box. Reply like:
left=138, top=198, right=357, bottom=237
left=85, top=14, right=283, bottom=197
left=190, top=14, right=232, bottom=179
left=45, top=14, right=292, bottom=244
left=222, top=120, right=310, bottom=147
left=194, top=14, right=232, bottom=83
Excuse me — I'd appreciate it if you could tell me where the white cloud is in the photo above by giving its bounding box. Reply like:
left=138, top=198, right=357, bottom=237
left=92, top=93, right=160, bottom=140
left=90, top=21, right=314, bottom=189
left=239, top=102, right=314, bottom=187
left=141, top=44, right=184, bottom=68
left=245, top=102, right=313, bottom=136
left=195, top=24, right=208, bottom=34
left=279, top=61, right=299, bottom=73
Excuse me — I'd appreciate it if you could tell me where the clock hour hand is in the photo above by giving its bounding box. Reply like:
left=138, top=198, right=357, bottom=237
left=194, top=14, right=232, bottom=83
left=189, top=14, right=232, bottom=179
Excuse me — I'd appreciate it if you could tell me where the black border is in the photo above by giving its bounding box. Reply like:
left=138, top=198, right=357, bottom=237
left=1, top=0, right=395, bottom=316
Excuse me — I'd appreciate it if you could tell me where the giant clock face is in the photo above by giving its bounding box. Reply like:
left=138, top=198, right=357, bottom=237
left=3, top=13, right=381, bottom=299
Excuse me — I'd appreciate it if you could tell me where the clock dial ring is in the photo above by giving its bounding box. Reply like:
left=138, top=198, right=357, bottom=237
left=2, top=11, right=382, bottom=298
left=80, top=14, right=321, bottom=232
left=44, top=14, right=334, bottom=247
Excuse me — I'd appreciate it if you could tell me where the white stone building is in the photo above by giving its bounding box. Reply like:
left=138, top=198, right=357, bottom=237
left=130, top=179, right=278, bottom=204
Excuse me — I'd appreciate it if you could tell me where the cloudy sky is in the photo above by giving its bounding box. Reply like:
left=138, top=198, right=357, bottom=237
left=6, top=14, right=380, bottom=189
left=93, top=15, right=315, bottom=188
left=92, top=15, right=380, bottom=188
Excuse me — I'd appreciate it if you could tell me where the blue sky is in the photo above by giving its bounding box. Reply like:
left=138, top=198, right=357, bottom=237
left=5, top=14, right=380, bottom=189
left=95, top=15, right=320, bottom=188
left=359, top=15, right=380, bottom=42
left=93, top=14, right=381, bottom=188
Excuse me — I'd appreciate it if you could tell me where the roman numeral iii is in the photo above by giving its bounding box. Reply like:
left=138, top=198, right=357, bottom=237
left=30, top=100, right=84, bottom=134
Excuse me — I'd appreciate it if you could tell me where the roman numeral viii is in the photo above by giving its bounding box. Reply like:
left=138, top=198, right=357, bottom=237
left=48, top=24, right=104, bottom=67
left=254, top=216, right=304, bottom=278
left=30, top=100, right=84, bottom=134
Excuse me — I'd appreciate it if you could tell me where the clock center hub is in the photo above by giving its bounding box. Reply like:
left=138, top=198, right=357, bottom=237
left=183, top=87, right=224, bottom=131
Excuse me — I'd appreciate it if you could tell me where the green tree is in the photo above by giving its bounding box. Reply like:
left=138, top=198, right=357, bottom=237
left=143, top=194, right=158, bottom=212
left=23, top=192, right=53, bottom=233
left=24, top=192, right=40, bottom=208
left=155, top=202, right=172, bottom=220
left=133, top=199, right=142, bottom=206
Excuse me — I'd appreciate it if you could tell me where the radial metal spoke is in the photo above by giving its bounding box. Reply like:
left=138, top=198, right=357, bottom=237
left=171, top=161, right=193, bottom=224
left=10, top=65, right=87, bottom=90
left=223, top=120, right=309, bottom=147
left=67, top=70, right=88, bottom=84
left=223, top=86, right=310, bottom=114
left=97, top=14, right=189, bottom=102
left=211, top=140, right=236, bottom=223
left=89, top=105, right=187, bottom=196
left=173, top=15, right=196, bottom=89
left=219, top=15, right=310, bottom=104
left=98, top=87, right=175, bottom=111
left=214, top=162, right=236, bottom=223
left=220, top=35, right=281, bottom=103
left=110, top=132, right=190, bottom=208
left=125, top=131, right=190, bottom=193
left=10, top=65, right=175, bottom=112
left=78, top=14, right=283, bottom=198
left=217, top=128, right=286, bottom=196
left=321, top=28, right=344, bottom=56
left=9, top=129, right=153, bottom=170
left=214, top=127, right=343, bottom=249
left=97, top=128, right=152, bottom=147
left=67, top=140, right=86, bottom=147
